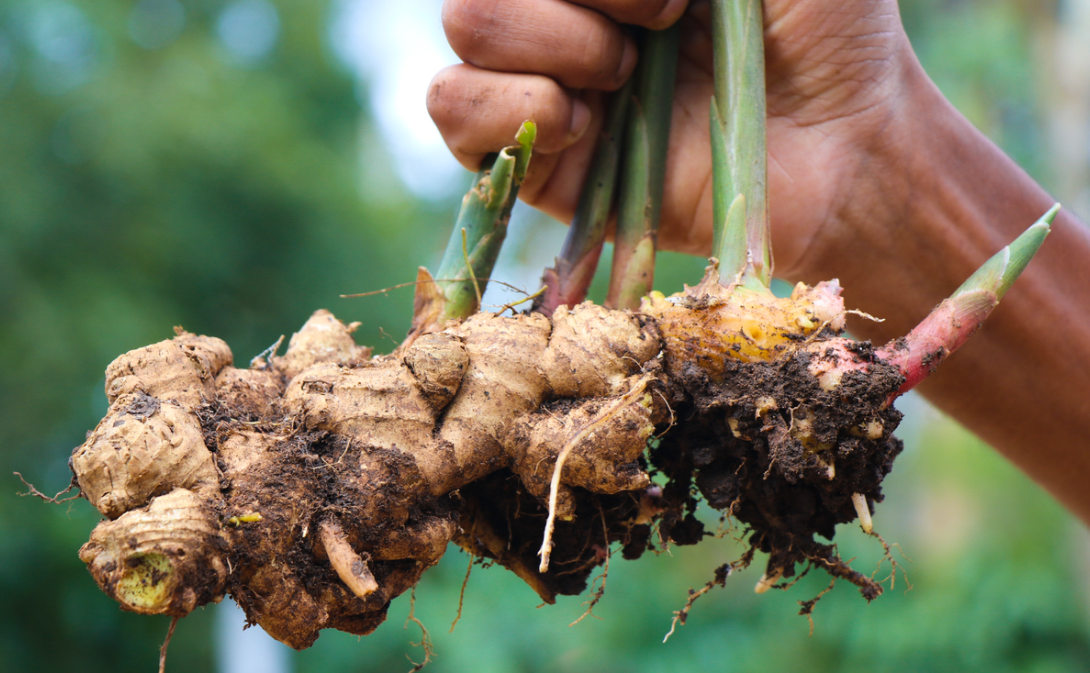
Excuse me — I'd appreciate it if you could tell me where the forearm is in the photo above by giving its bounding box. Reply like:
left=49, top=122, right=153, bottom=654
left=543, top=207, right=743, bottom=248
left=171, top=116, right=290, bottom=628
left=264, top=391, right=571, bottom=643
left=813, top=56, right=1090, bottom=523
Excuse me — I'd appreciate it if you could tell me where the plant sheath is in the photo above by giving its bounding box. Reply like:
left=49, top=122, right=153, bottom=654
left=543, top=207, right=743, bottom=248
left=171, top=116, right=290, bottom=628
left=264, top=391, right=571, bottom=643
left=709, top=0, right=770, bottom=290
left=537, top=81, right=634, bottom=315
left=433, top=121, right=536, bottom=322
left=605, top=24, right=682, bottom=310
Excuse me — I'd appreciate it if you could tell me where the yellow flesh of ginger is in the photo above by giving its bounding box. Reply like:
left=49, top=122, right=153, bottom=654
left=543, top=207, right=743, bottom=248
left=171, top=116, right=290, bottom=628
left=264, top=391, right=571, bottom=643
left=116, top=553, right=174, bottom=611
left=643, top=268, right=846, bottom=378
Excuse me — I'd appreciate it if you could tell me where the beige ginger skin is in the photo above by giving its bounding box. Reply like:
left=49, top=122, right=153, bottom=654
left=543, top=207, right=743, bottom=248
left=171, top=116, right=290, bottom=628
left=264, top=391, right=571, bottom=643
left=73, top=273, right=908, bottom=648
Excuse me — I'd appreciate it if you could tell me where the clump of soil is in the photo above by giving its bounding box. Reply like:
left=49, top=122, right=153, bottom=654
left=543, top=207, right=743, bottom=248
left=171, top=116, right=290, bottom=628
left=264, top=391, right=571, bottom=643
left=652, top=349, right=904, bottom=598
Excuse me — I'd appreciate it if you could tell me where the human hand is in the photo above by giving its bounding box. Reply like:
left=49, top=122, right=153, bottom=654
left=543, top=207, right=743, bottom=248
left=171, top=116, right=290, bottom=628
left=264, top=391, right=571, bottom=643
left=428, top=0, right=923, bottom=281
left=428, top=0, right=1090, bottom=532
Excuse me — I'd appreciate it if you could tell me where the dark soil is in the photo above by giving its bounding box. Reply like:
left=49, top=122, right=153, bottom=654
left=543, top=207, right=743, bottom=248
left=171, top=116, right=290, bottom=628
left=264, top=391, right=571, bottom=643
left=197, top=400, right=457, bottom=649
left=651, top=344, right=905, bottom=596
left=454, top=469, right=647, bottom=601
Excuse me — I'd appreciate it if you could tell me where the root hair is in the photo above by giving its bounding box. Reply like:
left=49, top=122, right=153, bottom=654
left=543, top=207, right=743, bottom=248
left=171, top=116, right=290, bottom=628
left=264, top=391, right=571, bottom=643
left=538, top=375, right=653, bottom=573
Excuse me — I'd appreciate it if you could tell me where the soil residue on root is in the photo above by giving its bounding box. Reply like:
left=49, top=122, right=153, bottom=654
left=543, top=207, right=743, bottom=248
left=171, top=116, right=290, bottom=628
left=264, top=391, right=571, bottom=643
left=651, top=344, right=904, bottom=597
left=201, top=405, right=458, bottom=649
left=450, top=341, right=906, bottom=605
left=454, top=469, right=649, bottom=601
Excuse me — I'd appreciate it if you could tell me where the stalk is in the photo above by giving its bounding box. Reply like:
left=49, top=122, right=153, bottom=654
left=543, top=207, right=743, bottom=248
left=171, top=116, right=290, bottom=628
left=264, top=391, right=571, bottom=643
left=411, top=122, right=536, bottom=334
left=879, top=204, right=1058, bottom=398
left=709, top=0, right=770, bottom=291
left=536, top=80, right=634, bottom=316
left=604, top=24, right=682, bottom=310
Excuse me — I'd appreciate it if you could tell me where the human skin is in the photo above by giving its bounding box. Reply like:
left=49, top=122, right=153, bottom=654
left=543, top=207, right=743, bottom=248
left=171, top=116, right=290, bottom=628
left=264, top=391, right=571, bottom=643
left=428, top=0, right=1090, bottom=525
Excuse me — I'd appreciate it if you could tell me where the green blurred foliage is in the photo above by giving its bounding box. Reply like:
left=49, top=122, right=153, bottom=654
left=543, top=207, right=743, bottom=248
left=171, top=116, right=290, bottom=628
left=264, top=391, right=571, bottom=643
left=1, top=0, right=1086, bottom=671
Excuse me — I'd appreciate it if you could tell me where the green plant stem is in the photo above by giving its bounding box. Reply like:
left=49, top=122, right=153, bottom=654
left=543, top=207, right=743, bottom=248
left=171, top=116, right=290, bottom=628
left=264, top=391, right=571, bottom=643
left=879, top=204, right=1057, bottom=398
left=605, top=24, right=682, bottom=310
left=537, top=80, right=634, bottom=316
left=433, top=122, right=536, bottom=321
left=709, top=0, right=770, bottom=290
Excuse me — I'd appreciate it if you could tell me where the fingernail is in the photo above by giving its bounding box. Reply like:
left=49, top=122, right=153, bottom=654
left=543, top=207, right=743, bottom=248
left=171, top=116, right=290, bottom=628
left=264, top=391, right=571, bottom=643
left=648, top=0, right=688, bottom=30
left=614, top=37, right=638, bottom=89
left=568, top=98, right=592, bottom=144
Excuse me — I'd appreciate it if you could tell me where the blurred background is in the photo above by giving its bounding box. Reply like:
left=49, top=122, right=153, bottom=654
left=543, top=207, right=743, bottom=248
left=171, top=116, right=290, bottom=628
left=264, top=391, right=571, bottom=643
left=2, top=0, right=1089, bottom=671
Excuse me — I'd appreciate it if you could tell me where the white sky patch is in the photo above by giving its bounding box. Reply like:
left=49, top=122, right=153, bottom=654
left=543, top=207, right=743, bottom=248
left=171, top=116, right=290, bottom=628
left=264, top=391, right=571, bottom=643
left=215, top=601, right=290, bottom=673
left=327, top=0, right=569, bottom=303
left=328, top=0, right=463, bottom=198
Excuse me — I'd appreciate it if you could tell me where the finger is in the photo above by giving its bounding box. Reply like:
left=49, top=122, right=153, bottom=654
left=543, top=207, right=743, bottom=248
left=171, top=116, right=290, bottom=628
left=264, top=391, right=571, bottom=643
left=428, top=64, right=592, bottom=170
left=519, top=90, right=609, bottom=217
left=568, top=0, right=689, bottom=30
left=443, top=0, right=638, bottom=91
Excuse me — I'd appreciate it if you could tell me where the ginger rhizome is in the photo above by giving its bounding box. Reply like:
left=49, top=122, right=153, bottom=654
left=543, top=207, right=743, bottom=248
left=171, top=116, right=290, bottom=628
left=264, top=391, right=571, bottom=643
left=63, top=0, right=1059, bottom=652
left=68, top=205, right=1054, bottom=648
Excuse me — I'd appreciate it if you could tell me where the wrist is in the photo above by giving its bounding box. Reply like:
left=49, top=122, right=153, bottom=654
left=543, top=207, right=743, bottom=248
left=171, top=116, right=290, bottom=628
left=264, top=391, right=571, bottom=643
left=801, top=46, right=1053, bottom=341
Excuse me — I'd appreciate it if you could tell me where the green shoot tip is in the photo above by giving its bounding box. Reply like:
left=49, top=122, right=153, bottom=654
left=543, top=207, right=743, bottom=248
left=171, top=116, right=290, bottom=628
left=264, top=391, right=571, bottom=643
left=516, top=120, right=536, bottom=147
left=513, top=120, right=536, bottom=177
left=1042, top=202, right=1061, bottom=225
left=955, top=204, right=1056, bottom=300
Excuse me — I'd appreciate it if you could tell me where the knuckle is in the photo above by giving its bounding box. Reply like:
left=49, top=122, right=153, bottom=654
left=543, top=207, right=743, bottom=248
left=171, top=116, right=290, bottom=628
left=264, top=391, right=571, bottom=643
left=531, top=98, right=573, bottom=151
left=586, top=31, right=628, bottom=88
left=452, top=150, right=486, bottom=172
left=449, top=129, right=496, bottom=163
left=442, top=0, right=500, bottom=64
left=426, top=70, right=460, bottom=127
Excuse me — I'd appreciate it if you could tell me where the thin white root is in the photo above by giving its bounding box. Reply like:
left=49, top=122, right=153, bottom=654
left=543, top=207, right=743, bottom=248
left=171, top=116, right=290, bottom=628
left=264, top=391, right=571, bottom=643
left=852, top=492, right=873, bottom=535
left=754, top=569, right=782, bottom=594
left=538, top=375, right=653, bottom=573
left=159, top=615, right=179, bottom=673
left=319, top=519, right=379, bottom=599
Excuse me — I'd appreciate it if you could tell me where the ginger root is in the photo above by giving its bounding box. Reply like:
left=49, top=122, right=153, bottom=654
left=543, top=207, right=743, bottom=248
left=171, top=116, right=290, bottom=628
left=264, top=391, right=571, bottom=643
left=71, top=271, right=907, bottom=648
